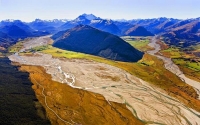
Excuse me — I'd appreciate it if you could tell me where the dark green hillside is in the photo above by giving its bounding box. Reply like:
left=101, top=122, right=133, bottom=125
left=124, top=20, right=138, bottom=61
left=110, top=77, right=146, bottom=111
left=52, top=25, right=144, bottom=62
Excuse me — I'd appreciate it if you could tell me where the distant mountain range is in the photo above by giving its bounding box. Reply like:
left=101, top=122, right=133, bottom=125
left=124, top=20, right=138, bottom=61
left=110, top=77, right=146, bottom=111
left=126, top=17, right=200, bottom=45
left=60, top=14, right=121, bottom=35
left=163, top=20, right=200, bottom=40
left=0, top=20, right=50, bottom=48
left=28, top=19, right=68, bottom=33
left=52, top=25, right=144, bottom=62
left=0, top=31, right=14, bottom=48
left=0, top=14, right=199, bottom=48
left=124, top=25, right=154, bottom=36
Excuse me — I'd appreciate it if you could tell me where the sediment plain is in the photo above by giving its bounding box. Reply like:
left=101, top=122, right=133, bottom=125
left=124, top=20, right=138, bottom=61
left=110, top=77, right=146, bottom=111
left=9, top=36, right=200, bottom=125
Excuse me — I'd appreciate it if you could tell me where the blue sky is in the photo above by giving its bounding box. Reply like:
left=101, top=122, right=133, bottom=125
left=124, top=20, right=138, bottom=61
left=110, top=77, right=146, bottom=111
left=0, top=0, right=199, bottom=21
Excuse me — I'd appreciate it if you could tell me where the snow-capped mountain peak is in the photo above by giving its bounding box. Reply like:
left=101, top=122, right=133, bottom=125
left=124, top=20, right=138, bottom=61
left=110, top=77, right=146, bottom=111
left=80, top=13, right=98, bottom=20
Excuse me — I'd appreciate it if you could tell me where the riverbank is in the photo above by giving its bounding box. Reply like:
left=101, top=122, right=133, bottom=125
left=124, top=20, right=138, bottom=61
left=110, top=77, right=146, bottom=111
left=9, top=52, right=200, bottom=125
left=148, top=36, right=200, bottom=99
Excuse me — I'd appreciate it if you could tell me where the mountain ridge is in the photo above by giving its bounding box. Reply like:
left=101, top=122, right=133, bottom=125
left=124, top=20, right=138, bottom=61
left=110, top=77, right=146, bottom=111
left=125, top=25, right=154, bottom=36
left=52, top=25, right=144, bottom=62
left=1, top=14, right=200, bottom=48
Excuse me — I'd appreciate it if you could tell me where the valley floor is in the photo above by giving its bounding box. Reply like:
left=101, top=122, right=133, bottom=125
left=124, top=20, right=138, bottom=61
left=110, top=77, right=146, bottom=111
left=148, top=36, right=200, bottom=99
left=8, top=36, right=200, bottom=125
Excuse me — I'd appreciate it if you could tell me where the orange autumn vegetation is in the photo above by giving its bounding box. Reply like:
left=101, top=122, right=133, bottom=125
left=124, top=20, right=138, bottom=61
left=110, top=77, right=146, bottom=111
left=156, top=40, right=169, bottom=50
left=178, top=66, right=200, bottom=82
left=20, top=65, right=145, bottom=125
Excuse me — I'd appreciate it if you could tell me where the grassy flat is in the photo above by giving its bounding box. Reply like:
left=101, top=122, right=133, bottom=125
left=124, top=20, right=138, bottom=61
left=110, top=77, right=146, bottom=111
left=159, top=42, right=200, bottom=83
left=173, top=58, right=200, bottom=82
left=122, top=37, right=153, bottom=52
left=161, top=47, right=184, bottom=58
left=8, top=41, right=24, bottom=53
left=173, top=58, right=200, bottom=71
